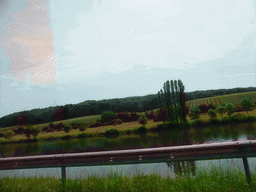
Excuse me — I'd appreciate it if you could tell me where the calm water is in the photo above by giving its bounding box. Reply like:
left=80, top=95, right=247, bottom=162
left=1, top=121, right=256, bottom=180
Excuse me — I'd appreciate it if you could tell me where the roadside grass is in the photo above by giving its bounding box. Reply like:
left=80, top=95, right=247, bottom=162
left=0, top=162, right=255, bottom=192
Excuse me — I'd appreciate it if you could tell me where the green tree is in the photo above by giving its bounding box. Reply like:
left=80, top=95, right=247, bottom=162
left=3, top=130, right=15, bottom=141
left=240, top=97, right=254, bottom=116
left=207, top=109, right=217, bottom=120
left=215, top=105, right=226, bottom=119
left=33, top=126, right=41, bottom=139
left=225, top=102, right=236, bottom=117
left=137, top=104, right=144, bottom=112
left=189, top=105, right=200, bottom=120
left=138, top=113, right=148, bottom=126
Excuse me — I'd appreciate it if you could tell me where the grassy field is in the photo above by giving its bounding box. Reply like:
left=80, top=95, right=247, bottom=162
left=0, top=91, right=256, bottom=144
left=0, top=162, right=255, bottom=192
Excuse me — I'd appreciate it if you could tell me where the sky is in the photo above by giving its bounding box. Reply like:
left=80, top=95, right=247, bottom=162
left=0, top=0, right=255, bottom=118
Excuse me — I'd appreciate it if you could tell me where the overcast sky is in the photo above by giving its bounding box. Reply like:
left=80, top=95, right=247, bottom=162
left=0, top=0, right=255, bottom=118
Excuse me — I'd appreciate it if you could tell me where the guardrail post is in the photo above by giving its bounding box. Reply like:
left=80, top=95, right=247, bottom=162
left=242, top=157, right=252, bottom=187
left=62, top=166, right=66, bottom=185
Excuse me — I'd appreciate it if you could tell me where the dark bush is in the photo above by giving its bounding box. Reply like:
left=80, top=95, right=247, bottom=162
left=130, top=112, right=140, bottom=121
left=104, top=128, right=120, bottom=138
left=0, top=132, right=3, bottom=137
left=89, top=122, right=104, bottom=128
left=146, top=111, right=156, bottom=120
left=133, top=126, right=147, bottom=134
left=154, top=108, right=168, bottom=122
left=235, top=105, right=248, bottom=112
left=114, top=112, right=130, bottom=122
left=76, top=133, right=90, bottom=138
left=71, top=123, right=79, bottom=129
left=105, top=119, right=117, bottom=126
left=13, top=127, right=25, bottom=135
left=100, top=111, right=116, bottom=124
left=63, top=124, right=72, bottom=133
left=42, top=127, right=51, bottom=132
left=60, top=135, right=72, bottom=140
left=199, top=104, right=211, bottom=113
left=124, top=130, right=132, bottom=135
left=54, top=122, right=65, bottom=131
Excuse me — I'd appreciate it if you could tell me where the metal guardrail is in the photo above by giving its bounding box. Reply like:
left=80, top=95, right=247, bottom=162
left=0, top=140, right=256, bottom=187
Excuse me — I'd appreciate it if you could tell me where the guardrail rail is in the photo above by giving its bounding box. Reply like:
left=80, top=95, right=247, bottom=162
left=1, top=140, right=256, bottom=187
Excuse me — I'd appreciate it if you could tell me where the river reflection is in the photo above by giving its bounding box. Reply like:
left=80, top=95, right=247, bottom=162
left=1, top=121, right=256, bottom=180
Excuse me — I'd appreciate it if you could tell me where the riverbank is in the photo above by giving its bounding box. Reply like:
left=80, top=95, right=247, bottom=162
left=0, top=162, right=255, bottom=192
left=1, top=109, right=256, bottom=145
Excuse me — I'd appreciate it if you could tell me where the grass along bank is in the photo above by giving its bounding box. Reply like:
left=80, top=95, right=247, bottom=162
left=0, top=162, right=256, bottom=192
left=1, top=107, right=256, bottom=145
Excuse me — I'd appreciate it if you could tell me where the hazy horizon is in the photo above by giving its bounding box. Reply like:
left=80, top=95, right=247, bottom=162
left=0, top=0, right=255, bottom=118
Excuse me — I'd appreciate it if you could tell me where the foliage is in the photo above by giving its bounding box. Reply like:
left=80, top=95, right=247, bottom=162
left=225, top=102, right=236, bottom=117
left=208, top=103, right=216, bottom=110
left=24, top=125, right=34, bottom=139
left=60, top=134, right=72, bottom=140
left=96, top=116, right=102, bottom=122
left=104, top=128, right=120, bottom=138
left=191, top=119, right=203, bottom=127
left=3, top=130, right=15, bottom=141
left=33, top=126, right=41, bottom=138
left=63, top=123, right=73, bottom=133
left=215, top=105, right=226, bottom=119
left=137, top=104, right=144, bottom=112
left=189, top=105, right=201, bottom=120
left=207, top=109, right=217, bottom=120
left=77, top=122, right=86, bottom=131
left=133, top=126, right=147, bottom=134
left=138, top=113, right=148, bottom=125
left=115, top=118, right=122, bottom=125
left=240, top=97, right=254, bottom=115
left=100, top=111, right=116, bottom=123
left=76, top=133, right=91, bottom=138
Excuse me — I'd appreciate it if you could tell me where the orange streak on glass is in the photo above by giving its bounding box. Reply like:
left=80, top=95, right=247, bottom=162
left=1, top=0, right=56, bottom=85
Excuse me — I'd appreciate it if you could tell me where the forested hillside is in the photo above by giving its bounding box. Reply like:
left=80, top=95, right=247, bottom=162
left=0, top=87, right=256, bottom=128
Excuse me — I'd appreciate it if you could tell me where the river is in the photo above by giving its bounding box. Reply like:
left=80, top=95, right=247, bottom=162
left=1, top=121, right=256, bottom=180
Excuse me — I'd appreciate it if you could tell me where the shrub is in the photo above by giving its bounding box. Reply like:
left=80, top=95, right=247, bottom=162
left=63, top=123, right=73, bottom=133
left=89, top=122, right=104, bottom=128
left=207, top=109, right=217, bottom=120
left=114, top=112, right=130, bottom=122
left=100, top=111, right=116, bottom=124
left=76, top=133, right=90, bottom=138
left=199, top=104, right=211, bottom=113
left=133, top=126, right=147, bottom=134
left=124, top=130, right=132, bottom=135
left=154, top=107, right=168, bottom=122
left=225, top=102, right=236, bottom=117
left=49, top=122, right=54, bottom=128
left=3, top=130, right=15, bottom=141
left=189, top=105, right=201, bottom=120
left=145, top=111, right=156, bottom=120
left=105, top=119, right=117, bottom=126
left=138, top=113, right=148, bottom=126
left=215, top=105, right=226, bottom=119
left=115, top=118, right=122, bottom=125
left=60, top=134, right=72, bottom=140
left=104, top=128, right=120, bottom=138
left=96, top=116, right=102, bottom=122
left=77, top=123, right=86, bottom=131
left=33, top=126, right=41, bottom=138
left=0, top=132, right=4, bottom=138
left=208, top=103, right=216, bottom=110
left=191, top=119, right=203, bottom=127
left=24, top=125, right=35, bottom=139
left=130, top=112, right=140, bottom=121
left=240, top=97, right=254, bottom=116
